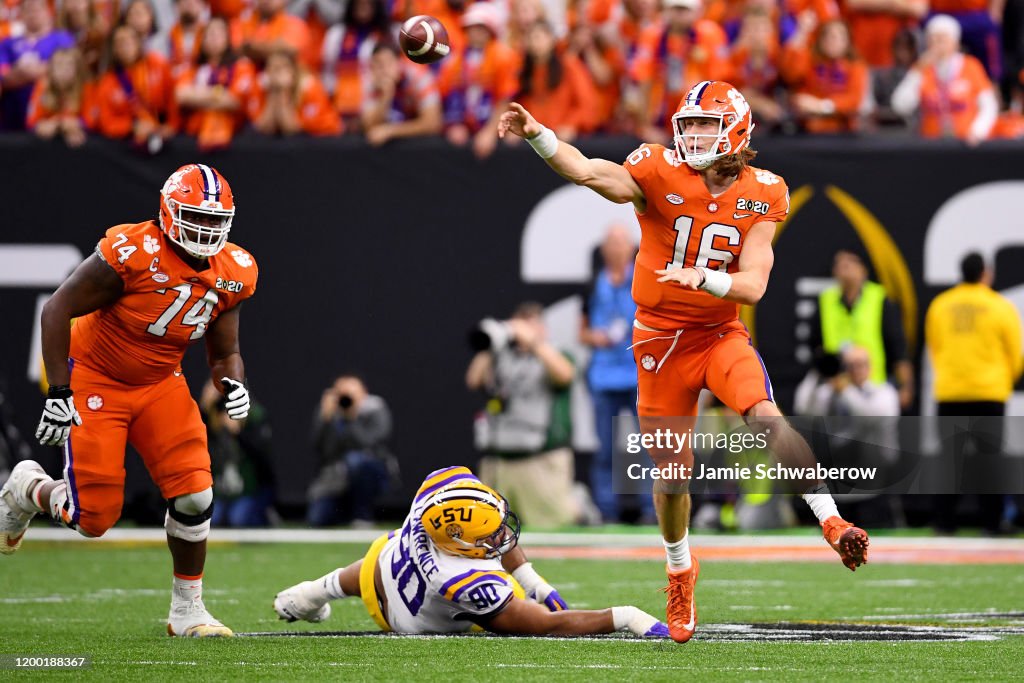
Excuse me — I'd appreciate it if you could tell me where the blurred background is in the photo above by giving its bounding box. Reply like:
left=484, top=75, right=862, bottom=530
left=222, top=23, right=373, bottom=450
left=0, top=0, right=1022, bottom=533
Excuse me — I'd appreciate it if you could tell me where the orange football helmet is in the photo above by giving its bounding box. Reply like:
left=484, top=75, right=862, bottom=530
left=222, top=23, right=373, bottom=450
left=158, top=164, right=235, bottom=258
left=671, top=80, right=754, bottom=170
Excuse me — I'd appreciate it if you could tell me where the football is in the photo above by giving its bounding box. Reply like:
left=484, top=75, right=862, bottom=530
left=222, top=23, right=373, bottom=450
left=399, top=15, right=451, bottom=64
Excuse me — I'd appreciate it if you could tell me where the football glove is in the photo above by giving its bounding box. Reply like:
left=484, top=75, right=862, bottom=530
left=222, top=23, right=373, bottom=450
left=36, top=385, right=82, bottom=447
left=612, top=606, right=670, bottom=638
left=221, top=377, right=250, bottom=420
left=511, top=562, right=569, bottom=611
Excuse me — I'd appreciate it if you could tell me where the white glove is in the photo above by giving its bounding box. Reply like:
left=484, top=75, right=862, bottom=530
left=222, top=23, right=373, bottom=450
left=612, top=605, right=669, bottom=638
left=36, top=386, right=83, bottom=447
left=221, top=377, right=250, bottom=420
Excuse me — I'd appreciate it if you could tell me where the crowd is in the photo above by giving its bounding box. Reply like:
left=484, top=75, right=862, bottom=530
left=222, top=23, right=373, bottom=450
left=1, top=0, right=1023, bottom=149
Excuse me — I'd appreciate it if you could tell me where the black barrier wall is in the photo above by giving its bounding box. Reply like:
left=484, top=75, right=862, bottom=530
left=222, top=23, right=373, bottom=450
left=1, top=134, right=1023, bottom=506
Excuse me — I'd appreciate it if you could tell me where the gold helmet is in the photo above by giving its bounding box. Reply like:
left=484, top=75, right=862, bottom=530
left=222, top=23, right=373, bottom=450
left=419, top=478, right=520, bottom=559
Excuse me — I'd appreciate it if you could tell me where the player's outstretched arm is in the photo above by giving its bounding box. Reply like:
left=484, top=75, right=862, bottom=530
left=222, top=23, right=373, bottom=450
left=498, top=102, right=645, bottom=211
left=484, top=597, right=666, bottom=637
left=40, top=254, right=124, bottom=387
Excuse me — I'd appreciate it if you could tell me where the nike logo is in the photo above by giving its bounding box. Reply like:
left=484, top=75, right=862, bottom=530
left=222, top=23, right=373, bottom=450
left=733, top=212, right=753, bottom=219
left=6, top=531, right=25, bottom=547
left=683, top=604, right=695, bottom=631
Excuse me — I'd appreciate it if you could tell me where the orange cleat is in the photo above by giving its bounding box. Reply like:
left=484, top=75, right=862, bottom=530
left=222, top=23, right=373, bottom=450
left=662, top=556, right=700, bottom=643
left=822, top=516, right=870, bottom=571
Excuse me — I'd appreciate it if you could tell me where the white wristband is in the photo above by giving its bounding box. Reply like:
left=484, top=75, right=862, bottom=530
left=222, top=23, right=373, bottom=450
left=511, top=562, right=542, bottom=595
left=526, top=126, right=558, bottom=159
left=611, top=605, right=660, bottom=635
left=698, top=267, right=732, bottom=298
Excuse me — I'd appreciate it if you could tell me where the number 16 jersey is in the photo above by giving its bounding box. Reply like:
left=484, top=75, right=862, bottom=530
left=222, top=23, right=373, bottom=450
left=70, top=221, right=258, bottom=385
left=623, top=144, right=790, bottom=330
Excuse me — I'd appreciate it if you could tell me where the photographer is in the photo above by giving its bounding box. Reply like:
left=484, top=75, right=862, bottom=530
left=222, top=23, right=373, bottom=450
left=308, top=375, right=396, bottom=527
left=201, top=380, right=277, bottom=528
left=466, top=302, right=580, bottom=528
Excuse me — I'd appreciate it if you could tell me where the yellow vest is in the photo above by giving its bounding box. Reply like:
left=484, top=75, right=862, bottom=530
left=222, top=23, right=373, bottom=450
left=819, top=281, right=888, bottom=384
left=925, top=283, right=1024, bottom=402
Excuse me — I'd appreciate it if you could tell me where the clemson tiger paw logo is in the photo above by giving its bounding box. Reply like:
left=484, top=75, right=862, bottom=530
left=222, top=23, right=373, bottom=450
left=143, top=235, right=161, bottom=254
left=445, top=523, right=463, bottom=539
left=640, top=354, right=657, bottom=372
left=755, top=169, right=780, bottom=185
left=231, top=250, right=253, bottom=267
left=87, top=394, right=104, bottom=411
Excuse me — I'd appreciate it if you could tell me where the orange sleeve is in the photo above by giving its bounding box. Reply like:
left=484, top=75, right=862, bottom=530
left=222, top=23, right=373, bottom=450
left=586, top=0, right=615, bottom=24
left=230, top=59, right=256, bottom=100
left=966, top=55, right=993, bottom=94
left=780, top=44, right=812, bottom=86
left=26, top=80, right=50, bottom=129
left=299, top=77, right=342, bottom=136
left=762, top=174, right=791, bottom=223
left=564, top=56, right=600, bottom=132
left=94, top=75, right=134, bottom=138
left=629, top=25, right=661, bottom=82
left=495, top=45, right=521, bottom=101
left=824, top=59, right=868, bottom=114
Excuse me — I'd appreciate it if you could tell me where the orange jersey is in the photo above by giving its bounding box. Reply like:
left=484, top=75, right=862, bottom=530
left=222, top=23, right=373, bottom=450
left=782, top=45, right=868, bottom=132
left=168, top=22, right=205, bottom=76
left=246, top=72, right=342, bottom=136
left=929, top=0, right=987, bottom=12
left=70, top=221, right=258, bottom=385
left=26, top=79, right=91, bottom=128
left=917, top=54, right=993, bottom=139
left=623, top=144, right=789, bottom=329
left=91, top=54, right=175, bottom=137
left=230, top=9, right=311, bottom=66
left=437, top=40, right=520, bottom=131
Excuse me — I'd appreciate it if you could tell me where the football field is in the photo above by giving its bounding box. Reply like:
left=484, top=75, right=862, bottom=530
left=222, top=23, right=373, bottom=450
left=2, top=530, right=1023, bottom=681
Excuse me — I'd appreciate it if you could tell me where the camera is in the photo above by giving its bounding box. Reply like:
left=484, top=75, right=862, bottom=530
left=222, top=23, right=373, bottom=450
left=467, top=318, right=515, bottom=352
left=338, top=394, right=355, bottom=410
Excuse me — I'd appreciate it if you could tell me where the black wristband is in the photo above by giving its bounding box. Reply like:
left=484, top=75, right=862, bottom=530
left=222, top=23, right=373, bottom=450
left=48, top=385, right=73, bottom=399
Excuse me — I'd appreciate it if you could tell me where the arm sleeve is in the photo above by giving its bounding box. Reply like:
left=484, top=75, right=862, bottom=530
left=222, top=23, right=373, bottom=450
left=890, top=68, right=922, bottom=117
left=95, top=226, right=139, bottom=281
left=969, top=87, right=998, bottom=141
left=881, top=299, right=907, bottom=365
left=448, top=571, right=516, bottom=622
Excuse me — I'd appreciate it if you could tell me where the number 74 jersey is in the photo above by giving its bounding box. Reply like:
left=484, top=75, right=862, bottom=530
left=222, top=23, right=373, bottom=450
left=70, top=221, right=258, bottom=385
left=624, top=144, right=789, bottom=330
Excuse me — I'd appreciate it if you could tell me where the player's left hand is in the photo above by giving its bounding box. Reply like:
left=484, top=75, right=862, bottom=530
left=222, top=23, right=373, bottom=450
left=530, top=582, right=568, bottom=611
left=35, top=386, right=83, bottom=447
left=221, top=377, right=250, bottom=420
left=656, top=267, right=703, bottom=290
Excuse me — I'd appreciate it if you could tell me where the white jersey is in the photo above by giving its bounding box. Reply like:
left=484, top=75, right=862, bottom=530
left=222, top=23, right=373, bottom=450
left=375, top=468, right=516, bottom=633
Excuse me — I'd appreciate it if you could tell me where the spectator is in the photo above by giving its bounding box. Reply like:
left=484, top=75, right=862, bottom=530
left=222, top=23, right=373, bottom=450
left=925, top=252, right=1022, bottom=534
left=201, top=380, right=277, bottom=528
left=0, top=0, right=75, bottom=130
left=506, top=0, right=548, bottom=52
left=439, top=1, right=520, bottom=157
left=515, top=20, right=600, bottom=142
left=26, top=46, right=89, bottom=146
left=727, top=6, right=786, bottom=128
left=566, top=21, right=626, bottom=132
left=308, top=374, right=397, bottom=527
left=590, top=0, right=658, bottom=64
left=843, top=0, right=926, bottom=69
left=630, top=0, right=727, bottom=140
left=290, top=0, right=344, bottom=70
left=873, top=27, right=921, bottom=123
left=580, top=225, right=653, bottom=524
left=121, top=0, right=164, bottom=57
left=891, top=13, right=998, bottom=144
left=167, top=0, right=208, bottom=76
left=320, top=0, right=389, bottom=130
left=782, top=17, right=870, bottom=133
left=466, top=302, right=579, bottom=529
left=57, top=0, right=109, bottom=77
left=929, top=0, right=1004, bottom=79
left=91, top=24, right=175, bottom=146
left=231, top=0, right=311, bottom=67
left=360, top=41, right=442, bottom=146
left=248, top=47, right=340, bottom=135
left=175, top=16, right=255, bottom=149
left=810, top=248, right=915, bottom=409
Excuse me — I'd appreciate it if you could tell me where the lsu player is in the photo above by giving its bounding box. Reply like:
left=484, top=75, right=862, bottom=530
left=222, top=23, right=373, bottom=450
left=274, top=466, right=669, bottom=638
left=0, top=164, right=255, bottom=637
left=498, top=81, right=870, bottom=643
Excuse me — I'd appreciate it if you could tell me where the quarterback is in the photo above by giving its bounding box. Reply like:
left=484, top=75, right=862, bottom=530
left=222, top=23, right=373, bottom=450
left=0, top=164, right=255, bottom=637
left=274, top=466, right=669, bottom=638
left=499, top=80, right=869, bottom=643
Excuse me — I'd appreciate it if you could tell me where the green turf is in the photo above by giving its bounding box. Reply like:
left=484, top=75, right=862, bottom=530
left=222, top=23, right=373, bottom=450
left=1, top=541, right=1022, bottom=681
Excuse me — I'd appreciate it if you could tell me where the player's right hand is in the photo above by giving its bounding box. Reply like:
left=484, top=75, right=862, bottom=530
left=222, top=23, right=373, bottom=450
left=498, top=102, right=541, bottom=140
left=36, top=386, right=83, bottom=447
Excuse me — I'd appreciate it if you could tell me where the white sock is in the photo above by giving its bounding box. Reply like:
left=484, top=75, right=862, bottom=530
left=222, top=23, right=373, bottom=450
left=172, top=575, right=203, bottom=602
left=664, top=534, right=692, bottom=571
left=317, top=569, right=347, bottom=601
left=802, top=487, right=840, bottom=524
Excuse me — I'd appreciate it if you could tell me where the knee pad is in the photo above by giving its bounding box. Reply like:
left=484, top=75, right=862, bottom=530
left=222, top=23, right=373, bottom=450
left=165, top=488, right=214, bottom=542
left=47, top=482, right=97, bottom=538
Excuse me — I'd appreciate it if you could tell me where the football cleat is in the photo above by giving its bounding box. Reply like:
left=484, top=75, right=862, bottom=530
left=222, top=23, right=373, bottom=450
left=274, top=581, right=332, bottom=623
left=167, top=598, right=234, bottom=637
left=822, top=516, right=870, bottom=571
left=663, top=556, right=700, bottom=643
left=0, top=460, right=50, bottom=555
